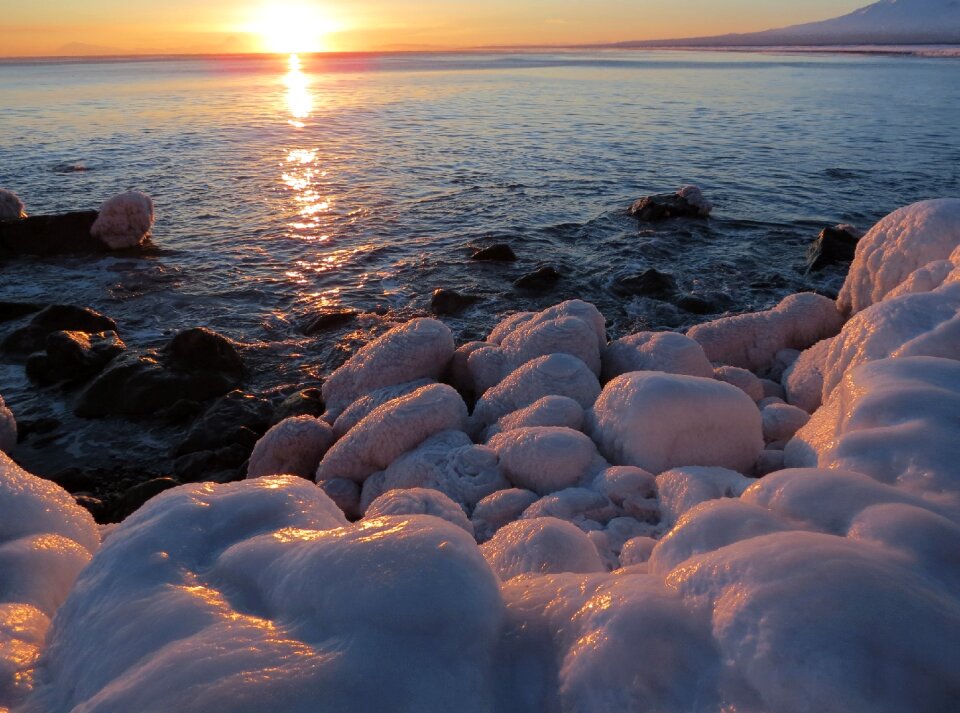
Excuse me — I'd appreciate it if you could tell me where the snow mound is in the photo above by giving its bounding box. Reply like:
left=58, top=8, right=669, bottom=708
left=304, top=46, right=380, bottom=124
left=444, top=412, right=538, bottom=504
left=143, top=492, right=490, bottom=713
left=483, top=395, right=584, bottom=439
left=90, top=191, right=154, bottom=249
left=782, top=337, right=833, bottom=413
left=488, top=427, right=601, bottom=495
left=0, top=452, right=99, bottom=709
left=24, top=476, right=506, bottom=713
left=321, top=318, right=454, bottom=415
left=247, top=416, right=334, bottom=479
left=838, top=198, right=960, bottom=314
left=588, top=371, right=763, bottom=475
left=471, top=488, right=539, bottom=543
left=0, top=393, right=16, bottom=454
left=364, top=488, right=474, bottom=535
left=656, top=466, right=754, bottom=530
left=481, top=517, right=605, bottom=580
left=761, top=402, right=810, bottom=442
left=602, top=331, right=713, bottom=381
left=687, top=292, right=843, bottom=372
left=331, top=378, right=433, bottom=438
left=521, top=488, right=616, bottom=527
left=714, top=365, right=764, bottom=401
left=0, top=188, right=27, bottom=220
left=316, top=383, right=467, bottom=483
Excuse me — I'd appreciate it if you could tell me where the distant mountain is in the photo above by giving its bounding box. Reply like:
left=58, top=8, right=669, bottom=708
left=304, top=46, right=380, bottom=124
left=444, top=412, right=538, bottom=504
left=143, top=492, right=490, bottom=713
left=614, top=0, right=960, bottom=47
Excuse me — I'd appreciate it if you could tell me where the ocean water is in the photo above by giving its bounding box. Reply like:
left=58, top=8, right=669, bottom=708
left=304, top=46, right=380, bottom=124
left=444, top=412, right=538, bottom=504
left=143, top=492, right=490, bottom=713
left=1, top=50, right=959, bottom=473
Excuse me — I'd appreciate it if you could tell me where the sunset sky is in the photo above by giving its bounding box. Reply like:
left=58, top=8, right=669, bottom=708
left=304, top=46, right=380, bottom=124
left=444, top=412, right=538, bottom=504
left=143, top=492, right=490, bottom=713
left=2, top=1, right=867, bottom=57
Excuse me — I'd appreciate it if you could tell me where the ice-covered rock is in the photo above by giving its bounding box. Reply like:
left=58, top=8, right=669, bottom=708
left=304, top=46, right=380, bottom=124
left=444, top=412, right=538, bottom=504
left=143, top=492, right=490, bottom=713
left=714, top=365, right=764, bottom=401
left=364, top=488, right=473, bottom=535
left=488, top=427, right=600, bottom=495
left=358, top=430, right=507, bottom=512
left=0, top=452, right=99, bottom=709
left=321, top=318, right=454, bottom=415
left=687, top=292, right=843, bottom=372
left=656, top=466, right=754, bottom=530
left=838, top=198, right=960, bottom=314
left=783, top=337, right=833, bottom=413
left=0, top=188, right=27, bottom=220
left=247, top=416, right=334, bottom=479
left=319, top=478, right=362, bottom=520
left=483, top=395, right=584, bottom=439
left=761, top=402, right=810, bottom=442
left=520, top=488, right=616, bottom=526
left=886, top=252, right=960, bottom=299
left=468, top=353, right=601, bottom=437
left=618, top=536, right=656, bottom=567
left=90, top=191, right=154, bottom=249
left=785, top=357, right=960, bottom=496
left=481, top=517, right=605, bottom=580
left=471, top=488, right=539, bottom=543
left=602, top=331, right=713, bottom=381
left=588, top=371, right=763, bottom=475
left=331, top=378, right=433, bottom=438
left=755, top=449, right=785, bottom=476
left=23, top=476, right=506, bottom=713
left=592, top=465, right=658, bottom=522
left=316, top=383, right=467, bottom=483
left=0, top=393, right=16, bottom=454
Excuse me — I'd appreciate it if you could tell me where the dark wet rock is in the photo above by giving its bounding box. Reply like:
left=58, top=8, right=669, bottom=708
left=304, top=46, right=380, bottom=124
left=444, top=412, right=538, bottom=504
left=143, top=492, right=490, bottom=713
left=750, top=274, right=789, bottom=290
left=173, top=450, right=221, bottom=482
left=471, top=243, right=517, bottom=262
left=110, top=478, right=180, bottom=522
left=676, top=294, right=720, bottom=315
left=16, top=417, right=61, bottom=443
left=430, top=288, right=481, bottom=316
left=165, top=327, right=243, bottom=377
left=157, top=399, right=204, bottom=425
left=629, top=193, right=709, bottom=222
left=2, top=305, right=118, bottom=354
left=514, top=266, right=562, bottom=291
left=26, top=330, right=126, bottom=385
left=207, top=469, right=245, bottom=484
left=806, top=224, right=862, bottom=272
left=302, top=309, right=358, bottom=335
left=0, top=301, right=45, bottom=324
left=613, top=269, right=677, bottom=300
left=271, top=388, right=325, bottom=424
left=74, top=494, right=106, bottom=520
left=0, top=211, right=107, bottom=257
left=49, top=467, right=98, bottom=493
left=175, top=390, right=272, bottom=456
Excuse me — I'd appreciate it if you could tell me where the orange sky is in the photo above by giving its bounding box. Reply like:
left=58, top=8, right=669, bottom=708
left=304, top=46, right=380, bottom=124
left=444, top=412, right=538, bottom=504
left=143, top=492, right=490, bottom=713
left=0, top=1, right=866, bottom=57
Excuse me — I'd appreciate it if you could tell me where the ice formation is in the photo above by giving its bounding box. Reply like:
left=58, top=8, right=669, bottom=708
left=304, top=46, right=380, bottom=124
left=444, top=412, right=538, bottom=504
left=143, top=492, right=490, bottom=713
left=588, top=371, right=764, bottom=475
left=364, top=488, right=474, bottom=535
left=713, top=365, right=764, bottom=401
left=838, top=198, right=960, bottom=314
left=488, top=426, right=601, bottom=495
left=0, top=188, right=27, bottom=220
left=331, top=378, right=433, bottom=437
left=782, top=336, right=833, bottom=413
left=687, top=292, right=843, bottom=371
left=760, top=402, right=810, bottom=442
left=321, top=318, right=454, bottom=414
left=471, top=488, right=539, bottom=543
left=0, top=393, right=16, bottom=454
left=483, top=395, right=584, bottom=439
left=602, top=331, right=713, bottom=381
left=89, top=190, right=155, bottom=249
left=247, top=416, right=334, bottom=479
left=655, top=466, right=753, bottom=530
left=480, top=517, right=605, bottom=580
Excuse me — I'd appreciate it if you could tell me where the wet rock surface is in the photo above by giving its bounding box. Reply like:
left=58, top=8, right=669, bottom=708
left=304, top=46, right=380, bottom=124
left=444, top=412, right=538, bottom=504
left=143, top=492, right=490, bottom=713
left=2, top=305, right=118, bottom=355
left=0, top=210, right=106, bottom=257
left=26, top=330, right=126, bottom=385
left=806, top=224, right=862, bottom=272
left=514, top=266, right=562, bottom=291
left=430, top=288, right=481, bottom=316
left=630, top=193, right=708, bottom=222
left=471, top=243, right=517, bottom=262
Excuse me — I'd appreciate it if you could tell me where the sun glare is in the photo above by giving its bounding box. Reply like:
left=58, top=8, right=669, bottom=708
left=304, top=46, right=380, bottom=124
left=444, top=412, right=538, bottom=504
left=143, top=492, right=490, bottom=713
left=254, top=2, right=339, bottom=54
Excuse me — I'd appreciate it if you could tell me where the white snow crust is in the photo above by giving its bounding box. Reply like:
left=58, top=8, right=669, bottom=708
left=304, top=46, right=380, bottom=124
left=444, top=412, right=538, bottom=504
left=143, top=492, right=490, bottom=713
left=90, top=191, right=155, bottom=249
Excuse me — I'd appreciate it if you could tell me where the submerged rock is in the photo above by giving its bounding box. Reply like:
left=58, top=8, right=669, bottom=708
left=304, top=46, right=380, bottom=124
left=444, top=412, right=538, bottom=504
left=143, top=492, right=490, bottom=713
left=0, top=211, right=108, bottom=257
left=271, top=387, right=325, bottom=424
left=514, top=266, right=562, bottom=291
left=25, top=330, right=126, bottom=385
left=175, top=390, right=272, bottom=456
left=164, top=326, right=243, bottom=377
left=301, top=308, right=359, bottom=335
left=806, top=224, right=862, bottom=272
left=612, top=269, right=677, bottom=299
left=2, top=305, right=118, bottom=355
left=471, top=243, right=517, bottom=262
left=630, top=185, right=713, bottom=222
left=430, top=288, right=481, bottom=316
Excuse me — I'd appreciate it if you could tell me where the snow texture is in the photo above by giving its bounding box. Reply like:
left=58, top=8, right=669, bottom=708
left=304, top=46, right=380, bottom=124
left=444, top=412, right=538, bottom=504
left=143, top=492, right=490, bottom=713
left=520, top=488, right=617, bottom=527
left=318, top=478, right=362, bottom=520
left=90, top=191, right=154, bottom=249
left=0, top=394, right=15, bottom=454
left=655, top=466, right=754, bottom=531
left=838, top=198, right=960, bottom=314
left=316, top=383, right=467, bottom=483
left=483, top=395, right=584, bottom=439
left=247, top=416, right=334, bottom=479
left=588, top=371, right=763, bottom=475
left=687, top=292, right=843, bottom=372
left=713, top=365, right=764, bottom=401
left=471, top=488, right=539, bottom=543
left=481, top=517, right=605, bottom=580
left=602, top=331, right=713, bottom=382
left=0, top=188, right=27, bottom=220
left=782, top=336, right=833, bottom=413
left=488, top=427, right=601, bottom=495
left=364, top=488, right=474, bottom=535
left=321, top=318, right=454, bottom=415
left=760, top=402, right=810, bottom=442
left=331, top=378, right=433, bottom=438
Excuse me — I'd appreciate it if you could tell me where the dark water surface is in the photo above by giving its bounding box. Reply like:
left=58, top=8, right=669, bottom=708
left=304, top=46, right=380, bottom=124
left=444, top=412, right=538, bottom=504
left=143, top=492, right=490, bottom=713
left=1, top=50, right=959, bottom=473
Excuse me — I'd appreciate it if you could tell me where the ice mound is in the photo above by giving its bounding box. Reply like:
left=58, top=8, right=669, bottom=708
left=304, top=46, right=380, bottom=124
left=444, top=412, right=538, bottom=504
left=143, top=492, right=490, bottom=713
left=471, top=488, right=539, bottom=543
left=488, top=427, right=601, bottom=495
left=713, top=365, right=764, bottom=401
left=782, top=337, right=833, bottom=413
left=687, top=292, right=843, bottom=372
left=23, top=476, right=506, bottom=713
left=331, top=378, right=433, bottom=437
left=0, top=188, right=27, bottom=220
left=0, top=393, right=16, bottom=454
left=656, top=466, right=754, bottom=530
left=364, top=488, right=474, bottom=535
left=90, top=190, right=154, bottom=249
left=760, top=402, right=809, bottom=442
left=838, top=198, right=960, bottom=314
left=483, top=395, right=584, bottom=439
left=602, top=331, right=713, bottom=381
left=247, top=416, right=334, bottom=479
left=358, top=430, right=507, bottom=512
left=588, top=371, right=763, bottom=475
left=0, top=452, right=99, bottom=709
left=321, top=318, right=454, bottom=415
left=316, top=383, right=467, bottom=483
left=785, top=357, right=960, bottom=496
left=520, top=487, right=616, bottom=526
left=481, top=517, right=605, bottom=580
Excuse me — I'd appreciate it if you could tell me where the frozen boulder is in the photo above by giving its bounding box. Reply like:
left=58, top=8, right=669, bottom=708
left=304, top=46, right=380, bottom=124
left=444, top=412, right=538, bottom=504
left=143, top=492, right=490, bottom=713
left=319, top=478, right=362, bottom=520
left=90, top=190, right=154, bottom=249
left=656, top=466, right=754, bottom=531
left=481, top=517, right=605, bottom=579
left=687, top=292, right=843, bottom=372
left=783, top=337, right=833, bottom=413
left=592, top=465, right=658, bottom=522
left=713, top=365, right=764, bottom=401
left=321, top=318, right=454, bottom=415
left=521, top=488, right=616, bottom=527
left=331, top=378, right=433, bottom=438
left=886, top=251, right=960, bottom=299
left=0, top=394, right=15, bottom=454
left=483, top=395, right=584, bottom=439
left=588, top=371, right=763, bottom=475
left=838, top=198, right=960, bottom=314
left=618, top=536, right=656, bottom=567
left=761, top=402, right=810, bottom=443
left=602, top=331, right=713, bottom=382
left=471, top=488, right=539, bottom=543
left=316, top=383, right=467, bottom=483
left=247, top=416, right=334, bottom=479
left=0, top=189, right=26, bottom=220
left=488, top=427, right=600, bottom=495
left=364, top=488, right=473, bottom=535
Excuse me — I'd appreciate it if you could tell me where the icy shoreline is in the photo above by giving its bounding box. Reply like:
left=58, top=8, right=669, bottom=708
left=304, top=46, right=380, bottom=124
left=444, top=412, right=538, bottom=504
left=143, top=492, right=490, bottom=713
left=2, top=198, right=960, bottom=711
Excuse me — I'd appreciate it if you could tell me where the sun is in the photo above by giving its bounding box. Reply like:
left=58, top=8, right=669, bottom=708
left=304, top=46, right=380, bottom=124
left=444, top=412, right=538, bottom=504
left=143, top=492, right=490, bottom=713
left=252, top=2, right=339, bottom=54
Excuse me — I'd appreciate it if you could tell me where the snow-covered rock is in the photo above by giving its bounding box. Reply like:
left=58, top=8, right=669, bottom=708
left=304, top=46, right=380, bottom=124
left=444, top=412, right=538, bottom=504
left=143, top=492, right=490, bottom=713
left=761, top=402, right=810, bottom=443
left=321, top=318, right=454, bottom=415
left=656, top=466, right=754, bottom=530
left=364, top=488, right=474, bottom=535
left=316, top=383, right=467, bottom=483
left=471, top=488, right=539, bottom=543
left=782, top=337, right=833, bottom=413
left=602, top=331, right=713, bottom=381
left=0, top=394, right=16, bottom=454
left=0, top=188, right=26, bottom=220
left=592, top=465, right=658, bottom=521
left=488, top=426, right=600, bottom=495
left=90, top=191, right=154, bottom=249
left=319, top=478, right=362, bottom=520
left=520, top=488, right=616, bottom=526
left=838, top=198, right=960, bottom=314
left=483, top=395, right=584, bottom=439
left=714, top=365, right=764, bottom=401
left=687, top=292, right=843, bottom=372
left=247, top=416, right=334, bottom=479
left=331, top=378, right=433, bottom=438
left=677, top=184, right=713, bottom=215
left=481, top=517, right=605, bottom=580
left=588, top=371, right=763, bottom=475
